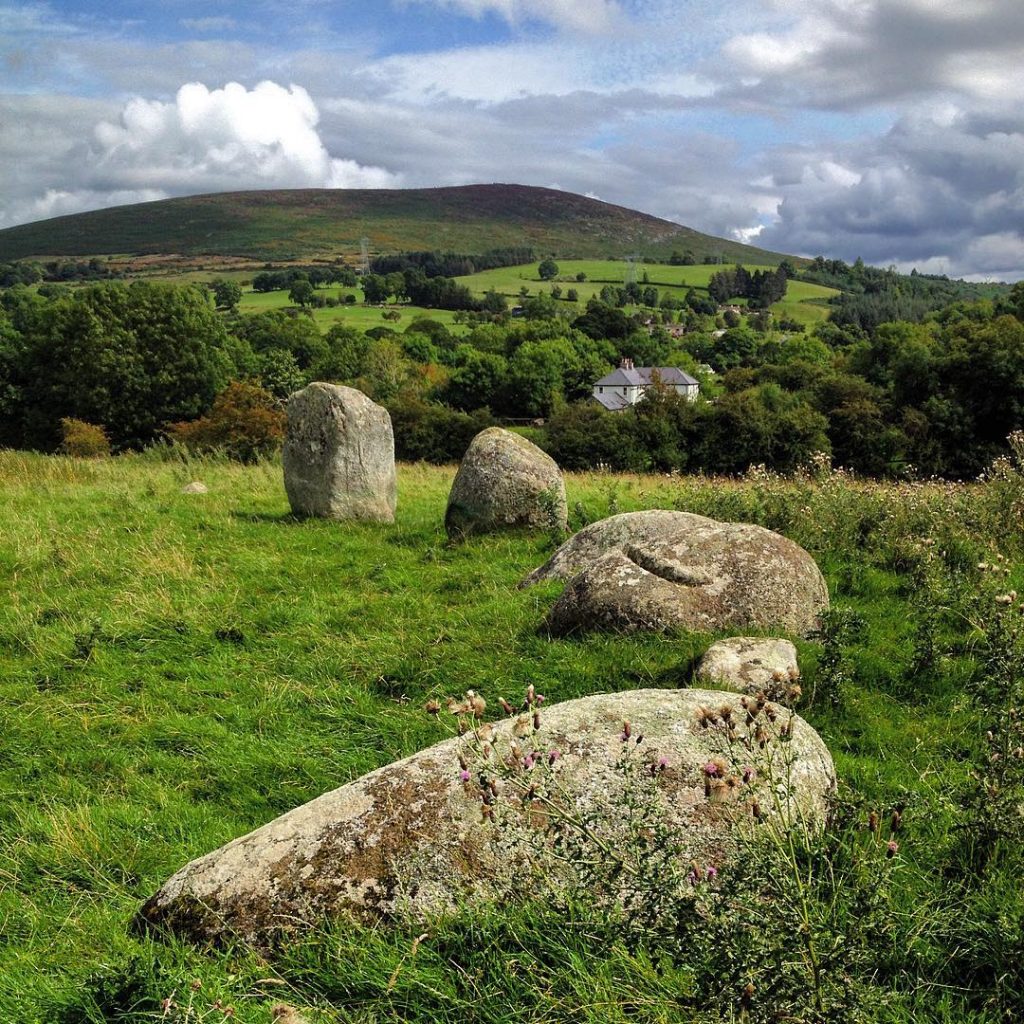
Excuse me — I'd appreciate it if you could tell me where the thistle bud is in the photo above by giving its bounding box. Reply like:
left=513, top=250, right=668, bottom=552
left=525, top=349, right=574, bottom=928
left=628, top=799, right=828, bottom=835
left=533, top=710, right=541, bottom=731
left=890, top=809, right=902, bottom=833
left=868, top=810, right=879, bottom=833
left=499, top=697, right=514, bottom=716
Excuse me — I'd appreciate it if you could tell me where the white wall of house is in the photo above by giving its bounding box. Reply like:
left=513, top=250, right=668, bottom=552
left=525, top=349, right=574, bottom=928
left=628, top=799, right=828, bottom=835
left=594, top=381, right=697, bottom=406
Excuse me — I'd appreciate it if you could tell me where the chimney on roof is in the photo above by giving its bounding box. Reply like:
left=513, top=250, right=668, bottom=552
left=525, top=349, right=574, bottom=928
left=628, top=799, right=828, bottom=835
left=619, top=357, right=634, bottom=371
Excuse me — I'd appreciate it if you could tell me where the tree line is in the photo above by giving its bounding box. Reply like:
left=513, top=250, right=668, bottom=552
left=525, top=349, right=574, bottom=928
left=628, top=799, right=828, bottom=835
left=3, top=273, right=1024, bottom=480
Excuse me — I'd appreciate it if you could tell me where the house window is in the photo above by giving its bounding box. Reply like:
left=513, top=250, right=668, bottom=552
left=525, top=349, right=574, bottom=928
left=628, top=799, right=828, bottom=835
left=599, top=386, right=604, bottom=393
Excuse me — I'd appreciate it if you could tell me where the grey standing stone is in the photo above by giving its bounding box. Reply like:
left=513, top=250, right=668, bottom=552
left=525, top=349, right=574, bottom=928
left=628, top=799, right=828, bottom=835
left=181, top=481, right=208, bottom=494
left=522, top=510, right=828, bottom=637
left=445, top=427, right=567, bottom=539
left=283, top=383, right=396, bottom=522
left=696, top=637, right=801, bottom=703
left=138, top=687, right=835, bottom=945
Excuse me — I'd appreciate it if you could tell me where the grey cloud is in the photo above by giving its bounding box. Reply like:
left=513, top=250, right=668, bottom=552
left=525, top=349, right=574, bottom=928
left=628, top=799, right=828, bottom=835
left=719, top=0, right=1024, bottom=110
left=757, top=110, right=1024, bottom=278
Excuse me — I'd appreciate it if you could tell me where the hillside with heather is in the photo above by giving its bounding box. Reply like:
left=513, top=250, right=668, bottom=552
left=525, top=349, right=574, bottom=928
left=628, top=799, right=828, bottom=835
left=0, top=184, right=795, bottom=265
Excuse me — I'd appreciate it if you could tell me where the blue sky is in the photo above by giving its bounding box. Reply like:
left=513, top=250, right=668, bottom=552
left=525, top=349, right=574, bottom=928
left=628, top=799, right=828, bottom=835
left=2, top=0, right=1024, bottom=279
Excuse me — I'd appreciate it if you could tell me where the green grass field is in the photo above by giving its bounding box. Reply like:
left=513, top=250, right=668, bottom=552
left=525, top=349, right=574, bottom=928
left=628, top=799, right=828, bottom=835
left=3, top=451, right=1023, bottom=1021
left=221, top=259, right=839, bottom=333
left=458, top=260, right=839, bottom=326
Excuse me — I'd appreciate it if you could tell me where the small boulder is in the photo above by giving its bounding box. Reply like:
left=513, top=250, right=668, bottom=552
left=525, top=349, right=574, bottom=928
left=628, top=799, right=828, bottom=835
left=181, top=481, right=208, bottom=495
left=522, top=510, right=827, bottom=637
left=696, top=637, right=801, bottom=703
left=445, top=427, right=567, bottom=539
left=282, top=383, right=396, bottom=523
left=138, top=687, right=835, bottom=945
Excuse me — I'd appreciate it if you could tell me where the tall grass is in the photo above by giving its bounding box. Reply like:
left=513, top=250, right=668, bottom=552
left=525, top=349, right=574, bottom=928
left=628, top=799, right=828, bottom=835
left=3, top=451, right=1024, bottom=1021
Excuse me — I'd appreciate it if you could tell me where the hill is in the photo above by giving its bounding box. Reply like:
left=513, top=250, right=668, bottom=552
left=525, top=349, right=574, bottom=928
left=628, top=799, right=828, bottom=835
left=0, top=184, right=796, bottom=264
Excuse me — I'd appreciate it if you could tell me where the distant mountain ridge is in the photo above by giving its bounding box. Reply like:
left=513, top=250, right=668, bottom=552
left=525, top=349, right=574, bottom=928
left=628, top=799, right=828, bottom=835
left=0, top=184, right=795, bottom=265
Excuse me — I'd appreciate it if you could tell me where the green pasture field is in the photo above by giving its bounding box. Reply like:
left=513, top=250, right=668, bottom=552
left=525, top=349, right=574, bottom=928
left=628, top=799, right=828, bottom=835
left=457, top=260, right=839, bottom=326
left=236, top=289, right=466, bottom=332
left=2, top=451, right=1023, bottom=1021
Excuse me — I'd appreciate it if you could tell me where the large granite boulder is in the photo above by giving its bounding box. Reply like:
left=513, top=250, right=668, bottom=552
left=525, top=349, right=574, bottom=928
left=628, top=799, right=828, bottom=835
left=283, top=383, right=396, bottom=522
left=696, top=637, right=801, bottom=703
left=139, top=688, right=835, bottom=945
left=445, top=427, right=567, bottom=539
left=522, top=510, right=828, bottom=637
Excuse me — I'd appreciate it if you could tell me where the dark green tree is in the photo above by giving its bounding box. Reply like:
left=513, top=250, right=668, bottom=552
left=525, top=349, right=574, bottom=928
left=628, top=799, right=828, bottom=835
left=538, top=258, right=560, bottom=281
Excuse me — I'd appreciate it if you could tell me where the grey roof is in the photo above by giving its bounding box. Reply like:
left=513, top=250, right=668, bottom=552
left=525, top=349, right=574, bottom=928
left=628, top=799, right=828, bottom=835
left=593, top=391, right=630, bottom=411
left=594, top=366, right=699, bottom=388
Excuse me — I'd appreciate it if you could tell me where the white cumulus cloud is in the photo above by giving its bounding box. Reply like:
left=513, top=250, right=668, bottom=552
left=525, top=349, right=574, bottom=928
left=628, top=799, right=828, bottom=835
left=89, top=81, right=399, bottom=196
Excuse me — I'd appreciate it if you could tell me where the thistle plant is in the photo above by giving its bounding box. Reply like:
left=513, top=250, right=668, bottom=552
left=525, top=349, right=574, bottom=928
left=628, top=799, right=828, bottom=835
left=429, top=685, right=904, bottom=1023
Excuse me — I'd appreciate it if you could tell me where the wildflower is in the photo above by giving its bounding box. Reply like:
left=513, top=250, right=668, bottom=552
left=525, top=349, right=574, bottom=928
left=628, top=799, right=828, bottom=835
left=459, top=769, right=471, bottom=783
left=703, top=760, right=723, bottom=778
left=621, top=720, right=632, bottom=741
left=522, top=754, right=535, bottom=769
left=886, top=839, right=899, bottom=858
left=548, top=750, right=561, bottom=765
left=658, top=755, right=669, bottom=770
left=706, top=865, right=718, bottom=880
left=468, top=693, right=487, bottom=718
left=742, top=765, right=755, bottom=784
left=868, top=810, right=879, bottom=833
left=536, top=694, right=546, bottom=705
left=533, top=710, right=542, bottom=731
left=526, top=683, right=535, bottom=706
left=425, top=699, right=441, bottom=715
left=499, top=697, right=514, bottom=716
left=890, top=809, right=902, bottom=833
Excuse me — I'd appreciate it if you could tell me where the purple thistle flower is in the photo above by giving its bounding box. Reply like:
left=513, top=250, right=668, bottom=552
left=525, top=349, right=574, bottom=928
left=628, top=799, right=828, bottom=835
left=703, top=761, right=721, bottom=778
left=658, top=756, right=669, bottom=770
left=548, top=750, right=561, bottom=764
left=706, top=865, right=718, bottom=880
left=522, top=755, right=535, bottom=770
left=459, top=770, right=471, bottom=783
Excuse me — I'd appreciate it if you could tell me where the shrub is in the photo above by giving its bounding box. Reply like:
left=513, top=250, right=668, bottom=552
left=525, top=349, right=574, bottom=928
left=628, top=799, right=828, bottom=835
left=166, top=381, right=285, bottom=463
left=59, top=417, right=111, bottom=457
left=387, top=398, right=494, bottom=463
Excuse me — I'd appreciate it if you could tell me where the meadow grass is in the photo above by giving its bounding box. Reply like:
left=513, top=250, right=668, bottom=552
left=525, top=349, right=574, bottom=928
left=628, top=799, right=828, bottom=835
left=1, top=453, right=1021, bottom=1021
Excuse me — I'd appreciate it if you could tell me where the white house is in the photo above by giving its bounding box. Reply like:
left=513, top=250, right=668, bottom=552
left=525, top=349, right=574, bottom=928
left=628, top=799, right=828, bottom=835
left=592, top=358, right=699, bottom=411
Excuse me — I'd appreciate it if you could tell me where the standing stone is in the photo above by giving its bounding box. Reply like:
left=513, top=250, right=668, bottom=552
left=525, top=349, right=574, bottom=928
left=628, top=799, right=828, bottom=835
left=522, top=510, right=828, bottom=637
left=138, top=687, right=835, bottom=945
left=696, top=637, right=801, bottom=703
left=445, top=427, right=567, bottom=539
left=181, top=481, right=208, bottom=495
left=283, top=383, right=396, bottom=523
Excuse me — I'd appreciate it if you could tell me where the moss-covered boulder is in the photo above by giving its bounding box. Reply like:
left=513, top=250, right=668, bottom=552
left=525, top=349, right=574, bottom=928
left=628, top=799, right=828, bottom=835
left=445, top=427, right=566, bottom=539
left=139, top=688, right=834, bottom=945
left=522, top=510, right=828, bottom=637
